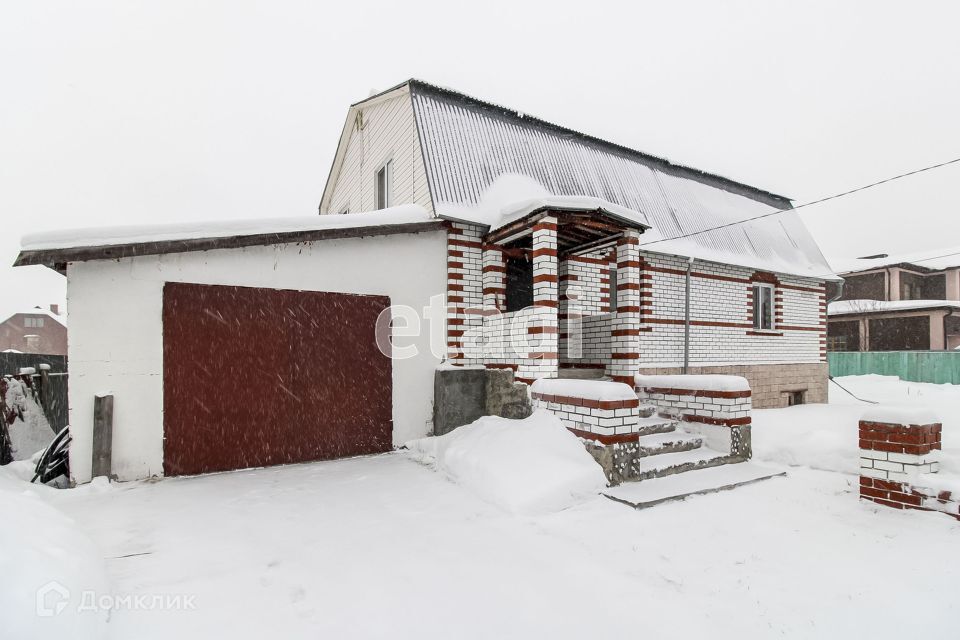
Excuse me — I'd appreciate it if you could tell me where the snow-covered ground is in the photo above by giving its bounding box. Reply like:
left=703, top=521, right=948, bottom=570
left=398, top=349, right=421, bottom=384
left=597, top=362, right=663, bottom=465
left=3, top=375, right=959, bottom=639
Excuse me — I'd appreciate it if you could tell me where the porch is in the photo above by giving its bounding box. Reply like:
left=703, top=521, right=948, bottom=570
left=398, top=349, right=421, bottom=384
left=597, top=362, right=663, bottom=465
left=447, top=205, right=649, bottom=385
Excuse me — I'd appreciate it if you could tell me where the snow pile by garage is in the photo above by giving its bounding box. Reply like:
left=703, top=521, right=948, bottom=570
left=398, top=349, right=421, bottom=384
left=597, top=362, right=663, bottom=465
left=407, top=410, right=607, bottom=514
left=0, top=473, right=109, bottom=639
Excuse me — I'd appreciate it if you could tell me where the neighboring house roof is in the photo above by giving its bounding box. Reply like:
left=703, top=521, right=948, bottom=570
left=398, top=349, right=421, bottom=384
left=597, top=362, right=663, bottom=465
left=15, top=205, right=443, bottom=271
left=6, top=307, right=67, bottom=327
left=829, top=247, right=960, bottom=275
left=828, top=299, right=960, bottom=317
left=397, top=79, right=836, bottom=280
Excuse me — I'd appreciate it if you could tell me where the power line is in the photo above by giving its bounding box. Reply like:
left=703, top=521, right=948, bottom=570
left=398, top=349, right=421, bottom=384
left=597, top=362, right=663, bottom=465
left=819, top=248, right=960, bottom=280
left=638, top=156, right=960, bottom=248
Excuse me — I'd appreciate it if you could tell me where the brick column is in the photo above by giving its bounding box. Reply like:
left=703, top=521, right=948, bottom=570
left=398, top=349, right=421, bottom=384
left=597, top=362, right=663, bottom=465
left=447, top=223, right=484, bottom=365
left=520, top=216, right=558, bottom=382
left=481, top=248, right=506, bottom=312
left=859, top=414, right=958, bottom=519
left=609, top=230, right=641, bottom=384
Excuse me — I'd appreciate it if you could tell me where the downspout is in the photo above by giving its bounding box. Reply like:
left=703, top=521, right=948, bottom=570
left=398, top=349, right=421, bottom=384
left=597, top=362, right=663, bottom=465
left=943, top=308, right=956, bottom=351
left=683, top=257, right=694, bottom=374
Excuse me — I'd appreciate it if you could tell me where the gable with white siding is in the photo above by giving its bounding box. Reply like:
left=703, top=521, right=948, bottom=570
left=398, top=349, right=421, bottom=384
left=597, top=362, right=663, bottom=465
left=320, top=85, right=433, bottom=215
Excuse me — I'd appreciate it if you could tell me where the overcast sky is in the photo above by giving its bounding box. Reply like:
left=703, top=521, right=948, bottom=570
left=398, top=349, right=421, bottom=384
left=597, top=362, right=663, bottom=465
left=2, top=0, right=959, bottom=323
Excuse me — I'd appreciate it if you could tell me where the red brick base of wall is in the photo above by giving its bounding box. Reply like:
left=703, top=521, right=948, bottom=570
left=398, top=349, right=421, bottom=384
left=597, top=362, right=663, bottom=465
left=859, top=477, right=959, bottom=520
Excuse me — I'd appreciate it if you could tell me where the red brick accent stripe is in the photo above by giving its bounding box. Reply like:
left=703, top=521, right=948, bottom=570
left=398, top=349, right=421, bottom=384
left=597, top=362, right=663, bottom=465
left=565, top=255, right=610, bottom=265
left=532, top=392, right=639, bottom=410
left=683, top=414, right=752, bottom=427
left=566, top=427, right=639, bottom=445
left=641, top=387, right=752, bottom=399
left=859, top=420, right=941, bottom=455
left=533, top=274, right=558, bottom=283
left=528, top=326, right=558, bottom=334
left=532, top=248, right=558, bottom=258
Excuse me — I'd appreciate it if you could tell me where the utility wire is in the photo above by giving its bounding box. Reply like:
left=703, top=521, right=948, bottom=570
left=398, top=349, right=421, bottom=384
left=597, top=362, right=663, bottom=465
left=638, top=156, right=960, bottom=248
left=828, top=376, right=878, bottom=404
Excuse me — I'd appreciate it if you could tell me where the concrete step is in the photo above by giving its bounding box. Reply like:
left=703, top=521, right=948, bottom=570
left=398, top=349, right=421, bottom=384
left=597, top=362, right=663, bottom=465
left=637, top=403, right=657, bottom=419
left=637, top=430, right=703, bottom=457
left=602, top=462, right=787, bottom=509
left=635, top=416, right=677, bottom=437
left=557, top=367, right=608, bottom=380
left=633, top=446, right=733, bottom=481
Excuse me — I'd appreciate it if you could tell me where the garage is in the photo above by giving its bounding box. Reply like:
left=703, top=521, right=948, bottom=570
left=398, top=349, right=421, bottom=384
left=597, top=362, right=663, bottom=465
left=162, top=282, right=393, bottom=476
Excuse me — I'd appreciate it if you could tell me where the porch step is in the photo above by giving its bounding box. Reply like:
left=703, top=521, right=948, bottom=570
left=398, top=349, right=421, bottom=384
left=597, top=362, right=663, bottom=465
left=557, top=367, right=608, bottom=380
left=637, top=430, right=702, bottom=457
left=635, top=416, right=678, bottom=437
left=634, top=446, right=733, bottom=481
left=602, top=462, right=787, bottom=509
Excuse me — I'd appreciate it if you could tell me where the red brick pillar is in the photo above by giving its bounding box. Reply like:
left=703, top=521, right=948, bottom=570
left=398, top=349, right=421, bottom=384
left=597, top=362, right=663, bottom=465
left=858, top=414, right=958, bottom=518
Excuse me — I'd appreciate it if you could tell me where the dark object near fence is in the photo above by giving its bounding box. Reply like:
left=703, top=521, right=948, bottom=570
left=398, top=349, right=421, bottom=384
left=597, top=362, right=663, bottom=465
left=32, top=427, right=71, bottom=484
left=0, top=352, right=68, bottom=431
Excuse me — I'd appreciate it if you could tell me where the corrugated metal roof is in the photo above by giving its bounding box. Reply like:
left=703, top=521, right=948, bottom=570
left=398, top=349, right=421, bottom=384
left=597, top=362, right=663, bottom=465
left=409, top=81, right=836, bottom=280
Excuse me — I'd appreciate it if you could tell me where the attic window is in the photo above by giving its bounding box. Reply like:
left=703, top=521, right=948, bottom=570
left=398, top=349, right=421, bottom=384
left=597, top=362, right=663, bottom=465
left=375, top=160, right=392, bottom=209
left=24, top=317, right=45, bottom=328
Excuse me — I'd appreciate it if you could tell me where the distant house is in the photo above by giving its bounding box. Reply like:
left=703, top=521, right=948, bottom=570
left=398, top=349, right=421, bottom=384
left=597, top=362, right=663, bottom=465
left=827, top=253, right=960, bottom=351
left=0, top=305, right=67, bottom=355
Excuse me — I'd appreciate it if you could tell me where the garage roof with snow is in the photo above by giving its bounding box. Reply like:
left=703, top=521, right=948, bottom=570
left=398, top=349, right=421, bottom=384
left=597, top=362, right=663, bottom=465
left=15, top=205, right=443, bottom=272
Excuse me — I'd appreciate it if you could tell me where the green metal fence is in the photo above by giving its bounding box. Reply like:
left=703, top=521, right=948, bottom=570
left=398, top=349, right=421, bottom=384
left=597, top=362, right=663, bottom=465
left=828, top=351, right=960, bottom=385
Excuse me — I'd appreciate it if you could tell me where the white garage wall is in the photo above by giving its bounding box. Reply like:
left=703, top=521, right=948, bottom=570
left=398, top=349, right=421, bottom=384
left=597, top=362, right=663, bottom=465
left=67, top=230, right=448, bottom=483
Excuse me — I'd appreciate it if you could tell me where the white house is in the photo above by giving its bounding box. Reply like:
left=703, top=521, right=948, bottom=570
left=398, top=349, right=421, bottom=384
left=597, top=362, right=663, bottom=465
left=16, top=79, right=838, bottom=483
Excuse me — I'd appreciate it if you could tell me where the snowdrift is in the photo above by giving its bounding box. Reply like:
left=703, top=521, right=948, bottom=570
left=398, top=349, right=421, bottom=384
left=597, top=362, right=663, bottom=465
left=407, top=410, right=607, bottom=514
left=0, top=472, right=109, bottom=639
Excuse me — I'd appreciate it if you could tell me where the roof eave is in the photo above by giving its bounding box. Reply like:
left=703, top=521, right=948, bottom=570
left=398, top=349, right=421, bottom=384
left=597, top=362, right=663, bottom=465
left=14, top=220, right=448, bottom=272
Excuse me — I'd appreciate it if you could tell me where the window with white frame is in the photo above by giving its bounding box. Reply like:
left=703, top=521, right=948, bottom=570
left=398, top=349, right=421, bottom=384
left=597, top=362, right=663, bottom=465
left=752, top=283, right=774, bottom=330
left=24, top=317, right=45, bottom=328
left=375, top=159, right=392, bottom=209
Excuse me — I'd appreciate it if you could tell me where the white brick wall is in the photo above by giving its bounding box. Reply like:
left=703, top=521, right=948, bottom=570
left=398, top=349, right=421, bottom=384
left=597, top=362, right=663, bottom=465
left=449, top=220, right=827, bottom=382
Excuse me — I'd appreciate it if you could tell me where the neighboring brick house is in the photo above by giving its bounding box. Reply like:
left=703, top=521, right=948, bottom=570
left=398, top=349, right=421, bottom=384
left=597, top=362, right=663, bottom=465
left=0, top=305, right=67, bottom=355
left=320, top=79, right=838, bottom=408
left=826, top=253, right=960, bottom=351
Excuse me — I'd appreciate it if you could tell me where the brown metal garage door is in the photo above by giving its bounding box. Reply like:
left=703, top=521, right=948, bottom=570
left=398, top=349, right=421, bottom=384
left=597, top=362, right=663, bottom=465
left=162, top=282, right=393, bottom=476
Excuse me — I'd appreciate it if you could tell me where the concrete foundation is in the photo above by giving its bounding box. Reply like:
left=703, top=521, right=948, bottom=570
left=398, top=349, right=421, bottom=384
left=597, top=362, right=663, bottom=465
left=638, top=362, right=828, bottom=408
left=433, top=367, right=532, bottom=436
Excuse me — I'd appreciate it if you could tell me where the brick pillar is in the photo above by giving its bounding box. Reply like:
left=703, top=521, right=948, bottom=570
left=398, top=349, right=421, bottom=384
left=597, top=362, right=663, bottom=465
left=858, top=414, right=959, bottom=518
left=609, top=230, right=641, bottom=384
left=447, top=223, right=484, bottom=365
left=482, top=248, right=506, bottom=312
left=520, top=216, right=558, bottom=383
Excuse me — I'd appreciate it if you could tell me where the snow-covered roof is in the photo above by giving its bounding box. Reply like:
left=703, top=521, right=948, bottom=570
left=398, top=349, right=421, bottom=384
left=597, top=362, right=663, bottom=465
left=407, top=80, right=837, bottom=281
left=829, top=247, right=960, bottom=275
left=16, top=205, right=445, bottom=271
left=20, top=205, right=434, bottom=251
left=828, top=299, right=960, bottom=316
left=8, top=306, right=67, bottom=327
